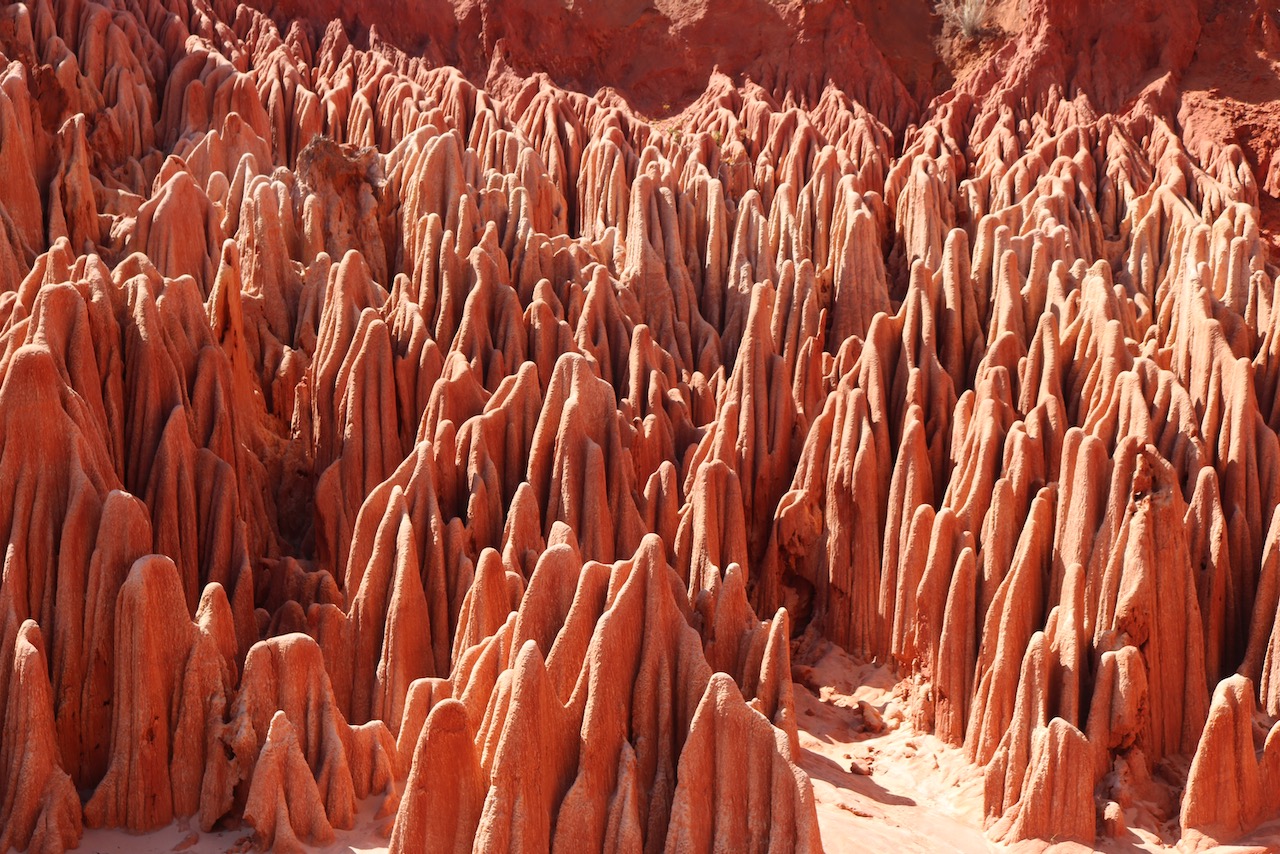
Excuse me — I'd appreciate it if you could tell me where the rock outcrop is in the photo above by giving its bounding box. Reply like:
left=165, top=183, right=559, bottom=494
left=0, top=0, right=1277, bottom=851
left=242, top=711, right=336, bottom=853
left=83, top=556, right=235, bottom=833
left=1180, top=674, right=1280, bottom=851
left=0, top=620, right=81, bottom=854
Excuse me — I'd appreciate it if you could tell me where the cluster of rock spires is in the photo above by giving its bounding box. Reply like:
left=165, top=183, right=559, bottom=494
left=0, top=0, right=1279, bottom=850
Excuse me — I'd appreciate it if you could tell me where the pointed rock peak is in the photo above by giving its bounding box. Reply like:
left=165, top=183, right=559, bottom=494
left=389, top=699, right=485, bottom=854
left=0, top=620, right=82, bottom=854
left=243, top=711, right=336, bottom=853
left=1180, top=674, right=1280, bottom=850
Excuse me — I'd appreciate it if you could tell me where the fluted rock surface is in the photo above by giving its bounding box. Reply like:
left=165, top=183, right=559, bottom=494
left=0, top=0, right=1278, bottom=851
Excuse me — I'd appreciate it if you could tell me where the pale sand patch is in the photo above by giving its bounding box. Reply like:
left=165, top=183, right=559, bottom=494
left=794, top=641, right=992, bottom=853
left=77, top=792, right=392, bottom=854
left=793, top=641, right=1280, bottom=854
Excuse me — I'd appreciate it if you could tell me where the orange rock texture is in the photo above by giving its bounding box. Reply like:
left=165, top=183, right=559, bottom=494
left=0, top=0, right=1279, bottom=851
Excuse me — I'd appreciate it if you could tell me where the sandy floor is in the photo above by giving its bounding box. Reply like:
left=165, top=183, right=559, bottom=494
left=78, top=795, right=393, bottom=854
left=794, top=642, right=1280, bottom=854
left=792, top=643, right=995, bottom=854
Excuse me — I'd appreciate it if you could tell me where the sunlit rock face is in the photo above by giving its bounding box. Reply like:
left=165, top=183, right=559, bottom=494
left=1, top=0, right=1280, bottom=851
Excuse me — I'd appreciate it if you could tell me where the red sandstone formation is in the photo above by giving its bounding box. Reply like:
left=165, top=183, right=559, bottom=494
left=242, top=712, right=337, bottom=853
left=1, top=0, right=1280, bottom=851
left=0, top=620, right=81, bottom=854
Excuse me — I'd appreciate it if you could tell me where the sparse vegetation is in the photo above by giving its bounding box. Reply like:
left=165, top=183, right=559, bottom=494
left=935, top=0, right=989, bottom=39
